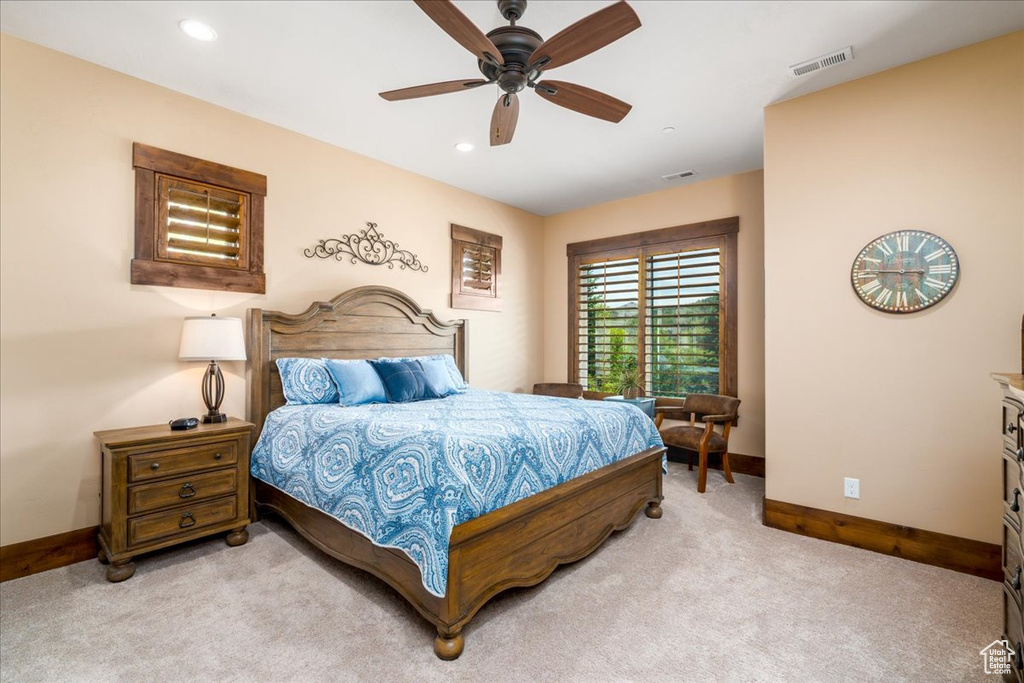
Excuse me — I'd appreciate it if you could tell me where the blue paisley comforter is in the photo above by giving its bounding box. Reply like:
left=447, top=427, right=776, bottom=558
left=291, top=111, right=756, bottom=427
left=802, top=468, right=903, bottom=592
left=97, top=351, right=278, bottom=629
left=251, top=389, right=664, bottom=597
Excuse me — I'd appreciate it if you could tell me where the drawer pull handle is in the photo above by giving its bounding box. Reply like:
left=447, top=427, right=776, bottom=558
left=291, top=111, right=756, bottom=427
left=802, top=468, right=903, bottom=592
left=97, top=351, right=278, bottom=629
left=1018, top=446, right=1024, bottom=462
left=1012, top=489, right=1021, bottom=513
left=150, top=463, right=160, bottom=471
left=1014, top=566, right=1022, bottom=591
left=179, top=512, right=196, bottom=529
left=1010, top=422, right=1019, bottom=434
left=214, top=452, right=222, bottom=460
left=178, top=483, right=196, bottom=499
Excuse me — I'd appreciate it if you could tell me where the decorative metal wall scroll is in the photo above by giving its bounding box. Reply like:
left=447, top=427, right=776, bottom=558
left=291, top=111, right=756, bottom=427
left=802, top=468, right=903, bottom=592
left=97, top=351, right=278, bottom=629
left=304, top=222, right=428, bottom=272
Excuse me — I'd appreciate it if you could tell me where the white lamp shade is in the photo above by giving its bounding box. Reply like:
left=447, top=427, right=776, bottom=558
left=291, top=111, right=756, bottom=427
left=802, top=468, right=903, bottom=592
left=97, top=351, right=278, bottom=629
left=178, top=316, right=246, bottom=361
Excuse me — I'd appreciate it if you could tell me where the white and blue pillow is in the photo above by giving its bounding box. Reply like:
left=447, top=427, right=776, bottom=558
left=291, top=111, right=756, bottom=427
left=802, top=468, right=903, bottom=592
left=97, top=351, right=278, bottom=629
left=276, top=358, right=339, bottom=405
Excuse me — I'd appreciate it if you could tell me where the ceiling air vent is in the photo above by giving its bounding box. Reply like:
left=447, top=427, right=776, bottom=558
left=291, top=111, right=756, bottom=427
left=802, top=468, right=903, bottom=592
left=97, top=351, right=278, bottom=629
left=662, top=170, right=696, bottom=182
left=790, top=46, right=853, bottom=77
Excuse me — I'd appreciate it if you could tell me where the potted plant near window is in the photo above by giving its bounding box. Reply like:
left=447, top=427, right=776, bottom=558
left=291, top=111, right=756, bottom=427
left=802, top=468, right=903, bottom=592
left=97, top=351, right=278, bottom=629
left=615, top=365, right=644, bottom=400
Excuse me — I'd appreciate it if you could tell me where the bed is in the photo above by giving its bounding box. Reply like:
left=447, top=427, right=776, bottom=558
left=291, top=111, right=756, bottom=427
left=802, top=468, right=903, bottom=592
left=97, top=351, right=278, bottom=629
left=246, top=286, right=666, bottom=659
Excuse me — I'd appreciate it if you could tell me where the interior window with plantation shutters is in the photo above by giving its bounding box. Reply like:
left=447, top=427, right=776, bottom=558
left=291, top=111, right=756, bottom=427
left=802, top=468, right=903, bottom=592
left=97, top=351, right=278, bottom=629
left=451, top=224, right=502, bottom=311
left=131, top=143, right=266, bottom=294
left=158, top=176, right=247, bottom=269
left=567, top=218, right=738, bottom=400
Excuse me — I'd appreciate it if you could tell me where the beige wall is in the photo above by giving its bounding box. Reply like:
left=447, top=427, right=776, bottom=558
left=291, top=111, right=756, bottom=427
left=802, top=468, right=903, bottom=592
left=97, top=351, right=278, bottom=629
left=541, top=171, right=766, bottom=459
left=0, top=35, right=545, bottom=545
left=764, top=32, right=1024, bottom=543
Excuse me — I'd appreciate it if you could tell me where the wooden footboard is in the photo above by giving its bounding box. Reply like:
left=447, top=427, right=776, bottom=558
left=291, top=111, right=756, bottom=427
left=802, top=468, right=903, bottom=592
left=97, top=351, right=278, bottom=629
left=254, top=445, right=665, bottom=659
left=248, top=288, right=666, bottom=659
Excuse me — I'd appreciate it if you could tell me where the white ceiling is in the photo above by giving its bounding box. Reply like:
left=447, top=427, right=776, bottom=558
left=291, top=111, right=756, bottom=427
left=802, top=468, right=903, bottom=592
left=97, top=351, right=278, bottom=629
left=2, top=1, right=1022, bottom=215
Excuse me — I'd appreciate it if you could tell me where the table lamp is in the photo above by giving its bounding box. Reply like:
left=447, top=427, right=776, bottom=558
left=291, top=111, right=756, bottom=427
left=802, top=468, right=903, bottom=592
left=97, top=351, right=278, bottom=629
left=178, top=314, right=246, bottom=423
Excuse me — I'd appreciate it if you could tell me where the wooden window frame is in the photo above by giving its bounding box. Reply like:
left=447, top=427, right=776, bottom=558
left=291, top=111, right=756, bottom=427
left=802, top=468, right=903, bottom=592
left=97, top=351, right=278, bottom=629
left=451, top=224, right=502, bottom=312
left=567, top=217, right=739, bottom=399
left=131, top=143, right=266, bottom=294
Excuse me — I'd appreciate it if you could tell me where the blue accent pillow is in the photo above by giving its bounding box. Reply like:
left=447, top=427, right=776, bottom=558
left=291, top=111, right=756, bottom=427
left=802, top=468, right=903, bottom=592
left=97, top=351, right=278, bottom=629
left=370, top=360, right=440, bottom=403
left=324, top=359, right=388, bottom=407
left=276, top=358, right=339, bottom=405
left=419, top=359, right=459, bottom=397
left=377, top=354, right=467, bottom=391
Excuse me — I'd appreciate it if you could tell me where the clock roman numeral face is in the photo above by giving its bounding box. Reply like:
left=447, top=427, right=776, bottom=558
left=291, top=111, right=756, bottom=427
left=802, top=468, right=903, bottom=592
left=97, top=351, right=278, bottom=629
left=850, top=230, right=959, bottom=313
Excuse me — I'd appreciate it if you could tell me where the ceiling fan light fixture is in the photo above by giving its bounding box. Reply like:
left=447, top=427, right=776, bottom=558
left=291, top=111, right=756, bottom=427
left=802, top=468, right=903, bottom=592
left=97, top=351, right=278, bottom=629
left=454, top=142, right=475, bottom=152
left=385, top=0, right=641, bottom=145
left=178, top=20, right=217, bottom=42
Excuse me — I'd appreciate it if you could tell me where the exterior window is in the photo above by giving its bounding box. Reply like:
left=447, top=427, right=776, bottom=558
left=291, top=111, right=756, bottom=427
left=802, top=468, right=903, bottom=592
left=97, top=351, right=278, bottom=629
left=568, top=217, right=738, bottom=399
left=132, top=143, right=266, bottom=293
left=451, top=224, right=501, bottom=311
left=644, top=247, right=723, bottom=396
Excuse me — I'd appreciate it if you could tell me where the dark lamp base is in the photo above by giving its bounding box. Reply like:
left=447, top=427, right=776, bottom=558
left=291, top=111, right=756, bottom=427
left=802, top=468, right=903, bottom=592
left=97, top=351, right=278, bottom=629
left=200, top=361, right=229, bottom=425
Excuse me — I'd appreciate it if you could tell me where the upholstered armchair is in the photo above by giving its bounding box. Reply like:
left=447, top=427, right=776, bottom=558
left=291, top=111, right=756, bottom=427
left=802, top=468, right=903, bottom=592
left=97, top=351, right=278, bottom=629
left=532, top=383, right=584, bottom=399
left=655, top=394, right=741, bottom=493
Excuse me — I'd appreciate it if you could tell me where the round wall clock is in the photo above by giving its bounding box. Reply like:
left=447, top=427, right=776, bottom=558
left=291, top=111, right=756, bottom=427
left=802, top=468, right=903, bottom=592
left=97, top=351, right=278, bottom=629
left=851, top=230, right=959, bottom=314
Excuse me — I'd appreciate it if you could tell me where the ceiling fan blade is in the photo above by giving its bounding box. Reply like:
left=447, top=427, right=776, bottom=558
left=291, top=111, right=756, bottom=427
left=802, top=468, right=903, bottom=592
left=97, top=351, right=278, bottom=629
left=490, top=92, right=519, bottom=146
left=535, top=80, right=632, bottom=123
left=529, top=1, right=640, bottom=72
left=414, top=0, right=504, bottom=66
left=379, top=79, right=488, bottom=101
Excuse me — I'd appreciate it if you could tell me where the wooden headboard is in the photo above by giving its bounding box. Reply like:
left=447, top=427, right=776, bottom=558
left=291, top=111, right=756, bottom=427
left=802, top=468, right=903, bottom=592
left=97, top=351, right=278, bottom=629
left=246, top=286, right=467, bottom=435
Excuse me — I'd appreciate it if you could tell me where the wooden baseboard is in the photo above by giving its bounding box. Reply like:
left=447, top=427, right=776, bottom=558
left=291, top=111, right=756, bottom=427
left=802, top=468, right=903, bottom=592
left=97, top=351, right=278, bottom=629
left=666, top=447, right=765, bottom=478
left=762, top=498, right=1001, bottom=581
left=0, top=526, right=99, bottom=582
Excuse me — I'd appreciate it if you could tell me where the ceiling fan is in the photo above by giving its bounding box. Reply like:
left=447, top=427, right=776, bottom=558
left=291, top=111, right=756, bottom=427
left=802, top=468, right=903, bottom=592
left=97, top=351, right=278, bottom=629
left=379, top=0, right=641, bottom=146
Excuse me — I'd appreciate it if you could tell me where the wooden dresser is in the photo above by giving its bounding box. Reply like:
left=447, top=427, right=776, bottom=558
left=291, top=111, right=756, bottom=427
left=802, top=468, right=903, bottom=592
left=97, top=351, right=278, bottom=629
left=995, top=373, right=1024, bottom=681
left=94, top=418, right=254, bottom=582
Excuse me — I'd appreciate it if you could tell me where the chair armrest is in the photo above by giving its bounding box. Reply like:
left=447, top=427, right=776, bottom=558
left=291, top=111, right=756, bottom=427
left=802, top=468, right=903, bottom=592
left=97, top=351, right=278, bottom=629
left=701, top=414, right=735, bottom=424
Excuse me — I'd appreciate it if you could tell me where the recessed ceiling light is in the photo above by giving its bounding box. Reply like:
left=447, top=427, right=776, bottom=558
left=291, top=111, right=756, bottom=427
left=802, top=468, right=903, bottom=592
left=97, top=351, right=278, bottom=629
left=179, top=20, right=217, bottom=42
left=662, top=126, right=676, bottom=135
left=454, top=142, right=474, bottom=152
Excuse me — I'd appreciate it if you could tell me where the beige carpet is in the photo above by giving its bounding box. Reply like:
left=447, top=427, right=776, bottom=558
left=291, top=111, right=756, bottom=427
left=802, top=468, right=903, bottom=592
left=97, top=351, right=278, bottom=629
left=0, top=464, right=999, bottom=682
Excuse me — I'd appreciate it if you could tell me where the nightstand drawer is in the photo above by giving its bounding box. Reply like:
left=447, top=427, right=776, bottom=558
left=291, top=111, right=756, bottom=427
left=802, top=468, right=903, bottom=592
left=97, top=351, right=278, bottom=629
left=128, top=469, right=238, bottom=515
left=129, top=441, right=237, bottom=482
left=129, top=496, right=238, bottom=546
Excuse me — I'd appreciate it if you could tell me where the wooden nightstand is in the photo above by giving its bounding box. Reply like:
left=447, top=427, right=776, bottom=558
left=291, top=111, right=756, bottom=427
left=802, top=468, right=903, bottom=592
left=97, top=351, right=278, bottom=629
left=94, top=418, right=254, bottom=582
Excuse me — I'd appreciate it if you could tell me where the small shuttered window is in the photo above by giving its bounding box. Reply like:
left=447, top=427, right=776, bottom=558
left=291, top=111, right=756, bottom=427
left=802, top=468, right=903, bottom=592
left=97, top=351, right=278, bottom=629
left=568, top=218, right=738, bottom=399
left=157, top=176, right=247, bottom=269
left=461, top=243, right=496, bottom=292
left=451, top=224, right=502, bottom=311
left=132, top=143, right=266, bottom=294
